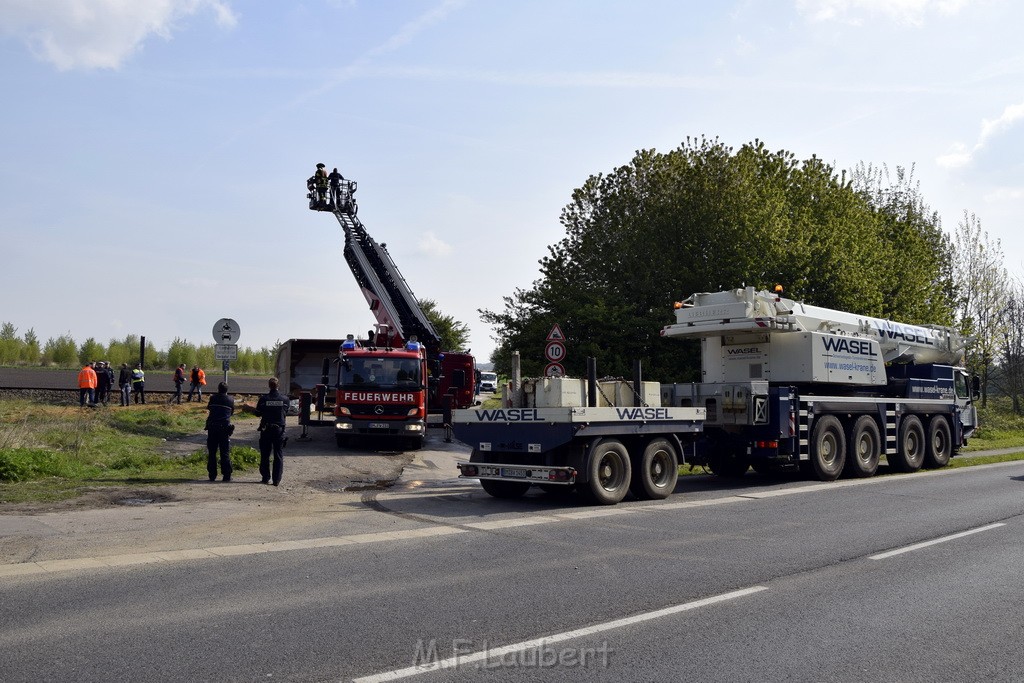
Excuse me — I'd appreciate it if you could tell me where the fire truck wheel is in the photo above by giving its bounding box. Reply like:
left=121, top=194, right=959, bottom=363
left=924, top=416, right=952, bottom=468
left=581, top=439, right=631, bottom=505
left=844, top=416, right=881, bottom=478
left=891, top=415, right=925, bottom=473
left=480, top=479, right=530, bottom=499
left=810, top=415, right=846, bottom=481
left=629, top=438, right=679, bottom=500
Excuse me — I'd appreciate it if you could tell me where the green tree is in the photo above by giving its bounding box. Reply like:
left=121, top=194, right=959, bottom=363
left=952, top=211, right=1010, bottom=407
left=43, top=334, right=78, bottom=366
left=482, top=138, right=954, bottom=379
left=0, top=322, right=21, bottom=365
left=420, top=299, right=471, bottom=352
left=21, top=328, right=40, bottom=364
left=78, top=338, right=106, bottom=366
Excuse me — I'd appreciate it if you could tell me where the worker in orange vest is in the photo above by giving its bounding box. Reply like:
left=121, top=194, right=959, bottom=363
left=188, top=366, right=207, bottom=402
left=77, top=361, right=98, bottom=407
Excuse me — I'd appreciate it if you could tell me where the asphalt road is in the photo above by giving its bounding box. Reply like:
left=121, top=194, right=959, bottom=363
left=2, top=460, right=1023, bottom=682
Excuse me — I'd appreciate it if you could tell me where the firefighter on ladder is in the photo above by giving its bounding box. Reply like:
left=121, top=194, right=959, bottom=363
left=307, top=163, right=330, bottom=209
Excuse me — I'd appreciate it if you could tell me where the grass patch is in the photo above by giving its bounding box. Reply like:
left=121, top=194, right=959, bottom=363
left=0, top=399, right=255, bottom=504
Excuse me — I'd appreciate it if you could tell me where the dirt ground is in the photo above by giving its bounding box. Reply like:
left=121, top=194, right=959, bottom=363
left=0, top=418, right=474, bottom=564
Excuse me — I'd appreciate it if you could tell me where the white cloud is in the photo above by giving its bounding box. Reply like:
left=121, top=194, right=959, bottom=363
left=418, top=231, right=452, bottom=257
left=0, top=0, right=237, bottom=71
left=936, top=101, right=1024, bottom=169
left=795, top=0, right=971, bottom=26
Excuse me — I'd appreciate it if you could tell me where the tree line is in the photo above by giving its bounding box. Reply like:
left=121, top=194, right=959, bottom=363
left=0, top=328, right=278, bottom=374
left=481, top=137, right=1022, bottom=412
left=0, top=298, right=471, bottom=377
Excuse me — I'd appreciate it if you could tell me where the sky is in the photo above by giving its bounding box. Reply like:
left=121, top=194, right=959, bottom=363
left=2, top=0, right=1023, bottom=365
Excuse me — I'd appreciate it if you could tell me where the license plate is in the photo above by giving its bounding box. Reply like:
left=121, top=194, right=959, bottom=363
left=501, top=467, right=527, bottom=478
left=368, top=422, right=389, bottom=429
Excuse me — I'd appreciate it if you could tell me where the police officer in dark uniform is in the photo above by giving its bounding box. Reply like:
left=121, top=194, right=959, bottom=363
left=205, top=382, right=235, bottom=482
left=256, top=377, right=289, bottom=486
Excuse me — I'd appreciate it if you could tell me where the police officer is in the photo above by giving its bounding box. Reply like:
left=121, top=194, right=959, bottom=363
left=205, top=382, right=235, bottom=482
left=256, top=377, right=289, bottom=486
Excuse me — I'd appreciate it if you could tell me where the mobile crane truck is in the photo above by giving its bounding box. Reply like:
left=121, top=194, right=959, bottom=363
left=660, top=286, right=978, bottom=480
left=452, top=286, right=978, bottom=504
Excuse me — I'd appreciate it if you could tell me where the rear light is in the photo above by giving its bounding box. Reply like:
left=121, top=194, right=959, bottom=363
left=548, top=468, right=575, bottom=482
left=462, top=465, right=478, bottom=476
left=755, top=440, right=779, bottom=449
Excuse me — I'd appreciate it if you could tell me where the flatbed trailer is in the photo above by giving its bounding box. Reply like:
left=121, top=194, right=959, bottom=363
left=453, top=404, right=705, bottom=505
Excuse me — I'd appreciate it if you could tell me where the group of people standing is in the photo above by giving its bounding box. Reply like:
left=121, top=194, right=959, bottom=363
left=75, top=365, right=290, bottom=486
left=171, top=364, right=207, bottom=404
left=78, top=362, right=206, bottom=407
left=77, top=361, right=133, bottom=406
left=204, top=377, right=289, bottom=487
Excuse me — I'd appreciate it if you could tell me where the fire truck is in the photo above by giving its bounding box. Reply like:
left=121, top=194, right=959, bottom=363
left=290, top=172, right=474, bottom=449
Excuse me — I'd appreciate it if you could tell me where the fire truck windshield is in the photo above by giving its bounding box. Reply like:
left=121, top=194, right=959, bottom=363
left=342, top=357, right=421, bottom=388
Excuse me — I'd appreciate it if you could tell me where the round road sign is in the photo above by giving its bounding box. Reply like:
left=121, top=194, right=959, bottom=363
left=213, top=318, right=241, bottom=344
left=544, top=363, right=565, bottom=377
left=544, top=341, right=566, bottom=363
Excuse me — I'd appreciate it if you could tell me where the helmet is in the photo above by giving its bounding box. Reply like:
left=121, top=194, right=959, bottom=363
left=316, top=163, right=325, bottom=168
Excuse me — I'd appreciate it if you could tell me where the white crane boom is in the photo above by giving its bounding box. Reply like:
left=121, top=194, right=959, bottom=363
left=661, top=287, right=966, bottom=365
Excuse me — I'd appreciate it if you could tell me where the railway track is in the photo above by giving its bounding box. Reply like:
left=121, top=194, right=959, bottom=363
left=0, top=367, right=271, bottom=395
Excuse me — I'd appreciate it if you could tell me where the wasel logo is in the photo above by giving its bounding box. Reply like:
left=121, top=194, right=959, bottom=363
left=822, top=337, right=877, bottom=357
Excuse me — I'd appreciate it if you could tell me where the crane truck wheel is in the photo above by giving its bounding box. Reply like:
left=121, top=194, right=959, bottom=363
left=890, top=416, right=925, bottom=473
left=809, top=415, right=846, bottom=481
left=844, top=416, right=881, bottom=478
left=924, top=416, right=952, bottom=468
left=629, top=438, right=679, bottom=500
left=580, top=439, right=631, bottom=505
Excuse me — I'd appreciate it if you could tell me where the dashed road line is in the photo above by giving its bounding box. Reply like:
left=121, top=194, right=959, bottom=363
left=352, top=585, right=768, bottom=682
left=869, top=522, right=1006, bottom=560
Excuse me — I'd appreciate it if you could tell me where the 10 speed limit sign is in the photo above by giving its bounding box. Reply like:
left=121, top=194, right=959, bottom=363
left=544, top=324, right=566, bottom=377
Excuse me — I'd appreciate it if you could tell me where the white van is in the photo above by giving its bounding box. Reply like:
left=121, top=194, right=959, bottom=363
left=479, top=371, right=498, bottom=392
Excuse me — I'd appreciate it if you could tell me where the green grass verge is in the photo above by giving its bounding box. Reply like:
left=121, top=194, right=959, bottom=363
left=0, top=399, right=261, bottom=505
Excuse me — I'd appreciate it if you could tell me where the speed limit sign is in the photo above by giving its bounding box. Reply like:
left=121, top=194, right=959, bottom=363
left=545, top=340, right=566, bottom=363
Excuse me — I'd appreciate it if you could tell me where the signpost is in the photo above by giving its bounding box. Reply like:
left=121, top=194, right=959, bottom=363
left=212, top=318, right=240, bottom=383
left=544, top=324, right=566, bottom=378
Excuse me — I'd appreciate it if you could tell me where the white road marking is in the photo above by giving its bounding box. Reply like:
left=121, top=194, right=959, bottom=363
left=870, top=522, right=1006, bottom=560
left=351, top=585, right=768, bottom=683
left=3, top=462, right=1019, bottom=577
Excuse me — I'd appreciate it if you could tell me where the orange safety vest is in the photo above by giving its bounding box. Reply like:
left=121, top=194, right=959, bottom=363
left=78, top=366, right=97, bottom=389
left=197, top=368, right=206, bottom=385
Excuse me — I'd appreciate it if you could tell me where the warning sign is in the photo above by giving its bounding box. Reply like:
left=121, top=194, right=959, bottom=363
left=546, top=324, right=564, bottom=341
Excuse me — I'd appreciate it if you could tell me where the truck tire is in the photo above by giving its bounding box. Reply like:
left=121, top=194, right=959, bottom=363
left=629, top=438, right=679, bottom=500
left=809, top=415, right=845, bottom=481
left=890, top=415, right=925, bottom=473
left=924, top=416, right=952, bottom=468
left=844, top=415, right=880, bottom=478
left=580, top=438, right=631, bottom=505
left=479, top=479, right=531, bottom=499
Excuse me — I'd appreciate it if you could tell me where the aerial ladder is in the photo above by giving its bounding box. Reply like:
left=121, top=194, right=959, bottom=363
left=307, top=173, right=475, bottom=413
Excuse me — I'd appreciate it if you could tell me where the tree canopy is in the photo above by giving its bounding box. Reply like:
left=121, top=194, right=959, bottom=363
left=482, top=138, right=953, bottom=380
